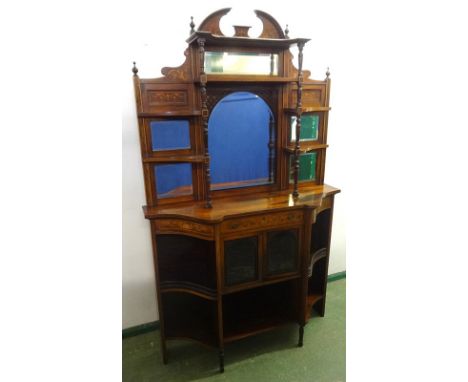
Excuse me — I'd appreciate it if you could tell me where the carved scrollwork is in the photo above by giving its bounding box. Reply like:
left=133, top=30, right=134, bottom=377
left=197, top=8, right=231, bottom=35
left=161, top=49, right=191, bottom=81
left=206, top=87, right=277, bottom=115
left=196, top=8, right=287, bottom=40
left=254, top=10, right=286, bottom=39
left=162, top=69, right=188, bottom=81
left=284, top=50, right=311, bottom=80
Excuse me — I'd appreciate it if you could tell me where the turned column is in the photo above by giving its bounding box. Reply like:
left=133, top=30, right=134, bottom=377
left=292, top=41, right=305, bottom=198
left=197, top=38, right=212, bottom=208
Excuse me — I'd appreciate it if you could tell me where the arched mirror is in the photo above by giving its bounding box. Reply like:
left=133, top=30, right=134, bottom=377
left=208, top=92, right=275, bottom=191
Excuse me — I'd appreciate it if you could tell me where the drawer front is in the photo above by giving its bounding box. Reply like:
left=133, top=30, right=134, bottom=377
left=154, top=219, right=214, bottom=239
left=221, top=210, right=304, bottom=234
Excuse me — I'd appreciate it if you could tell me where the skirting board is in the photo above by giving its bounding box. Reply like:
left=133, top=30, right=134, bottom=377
left=122, top=271, right=346, bottom=339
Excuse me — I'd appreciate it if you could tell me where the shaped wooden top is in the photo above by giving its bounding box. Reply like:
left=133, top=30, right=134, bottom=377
left=187, top=8, right=309, bottom=49
left=143, top=184, right=340, bottom=223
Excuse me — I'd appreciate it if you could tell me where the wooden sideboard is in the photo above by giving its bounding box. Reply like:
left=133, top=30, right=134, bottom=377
left=132, top=8, right=340, bottom=372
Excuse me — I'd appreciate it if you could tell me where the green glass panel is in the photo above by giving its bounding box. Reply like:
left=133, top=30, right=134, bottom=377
left=290, top=152, right=317, bottom=182
left=290, top=114, right=319, bottom=141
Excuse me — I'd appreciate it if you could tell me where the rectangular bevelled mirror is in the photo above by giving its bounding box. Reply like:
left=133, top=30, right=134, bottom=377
left=290, top=114, right=319, bottom=142
left=154, top=163, right=193, bottom=198
left=205, top=52, right=279, bottom=75
left=150, top=120, right=191, bottom=151
left=290, top=152, right=317, bottom=182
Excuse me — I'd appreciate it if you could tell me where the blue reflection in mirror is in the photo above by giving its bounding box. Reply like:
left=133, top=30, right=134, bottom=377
left=208, top=92, right=275, bottom=190
left=155, top=163, right=192, bottom=198
left=150, top=120, right=190, bottom=151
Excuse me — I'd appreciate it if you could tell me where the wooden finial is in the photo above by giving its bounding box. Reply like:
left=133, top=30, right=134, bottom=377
left=132, top=61, right=138, bottom=76
left=326, top=67, right=330, bottom=79
left=284, top=24, right=289, bottom=38
left=190, top=16, right=195, bottom=35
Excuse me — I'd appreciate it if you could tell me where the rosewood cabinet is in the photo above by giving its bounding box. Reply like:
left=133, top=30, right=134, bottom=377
left=132, top=8, right=340, bottom=373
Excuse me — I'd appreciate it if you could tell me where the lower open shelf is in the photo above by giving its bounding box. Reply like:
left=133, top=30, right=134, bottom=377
left=224, top=316, right=295, bottom=343
left=306, top=293, right=324, bottom=320
left=162, top=292, right=218, bottom=348
left=223, top=280, right=298, bottom=343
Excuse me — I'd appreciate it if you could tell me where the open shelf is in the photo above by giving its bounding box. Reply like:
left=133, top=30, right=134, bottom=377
left=306, top=293, right=324, bottom=320
left=143, top=155, right=205, bottom=163
left=311, top=209, right=331, bottom=253
left=311, top=248, right=327, bottom=264
left=308, top=255, right=327, bottom=295
left=223, top=274, right=300, bottom=295
left=200, top=75, right=297, bottom=83
left=162, top=292, right=218, bottom=348
left=160, top=281, right=217, bottom=300
left=187, top=31, right=310, bottom=49
left=308, top=248, right=327, bottom=277
left=138, top=111, right=201, bottom=117
left=284, top=107, right=331, bottom=113
left=284, top=144, right=328, bottom=154
left=224, top=316, right=294, bottom=343
left=156, top=234, right=217, bottom=291
left=223, top=280, right=298, bottom=343
left=307, top=208, right=332, bottom=318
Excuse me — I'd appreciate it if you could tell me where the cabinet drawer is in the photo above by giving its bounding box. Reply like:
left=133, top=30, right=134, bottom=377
left=221, top=210, right=303, bottom=234
left=154, top=219, right=214, bottom=239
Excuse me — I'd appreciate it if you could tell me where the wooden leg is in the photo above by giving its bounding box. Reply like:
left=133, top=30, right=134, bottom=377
left=219, top=350, right=224, bottom=373
left=317, top=297, right=326, bottom=317
left=161, top=338, right=168, bottom=364
left=298, top=325, right=304, bottom=347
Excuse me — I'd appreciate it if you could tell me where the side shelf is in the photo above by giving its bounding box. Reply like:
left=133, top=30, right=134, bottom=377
left=162, top=292, right=218, bottom=348
left=156, top=234, right=217, bottom=299
left=307, top=208, right=332, bottom=318
left=223, top=280, right=299, bottom=343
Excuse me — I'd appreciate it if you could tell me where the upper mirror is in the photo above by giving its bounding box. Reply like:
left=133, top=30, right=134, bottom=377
left=205, top=52, right=279, bottom=75
left=209, top=92, right=275, bottom=190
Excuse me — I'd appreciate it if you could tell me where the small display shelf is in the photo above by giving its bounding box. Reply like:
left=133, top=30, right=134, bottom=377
left=308, top=248, right=327, bottom=277
left=156, top=234, right=216, bottom=294
left=311, top=209, right=331, bottom=253
left=305, top=293, right=324, bottom=320
left=162, top=292, right=218, bottom=347
left=284, top=106, right=331, bottom=113
left=307, top=208, right=333, bottom=317
left=223, top=280, right=298, bottom=342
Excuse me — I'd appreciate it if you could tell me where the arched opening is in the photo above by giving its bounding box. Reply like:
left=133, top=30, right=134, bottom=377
left=208, top=91, right=275, bottom=191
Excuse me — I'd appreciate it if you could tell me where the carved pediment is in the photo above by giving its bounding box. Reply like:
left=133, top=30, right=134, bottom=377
left=196, top=8, right=287, bottom=39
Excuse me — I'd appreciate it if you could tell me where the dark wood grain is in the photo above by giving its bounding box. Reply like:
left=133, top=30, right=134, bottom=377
left=131, top=9, right=340, bottom=373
